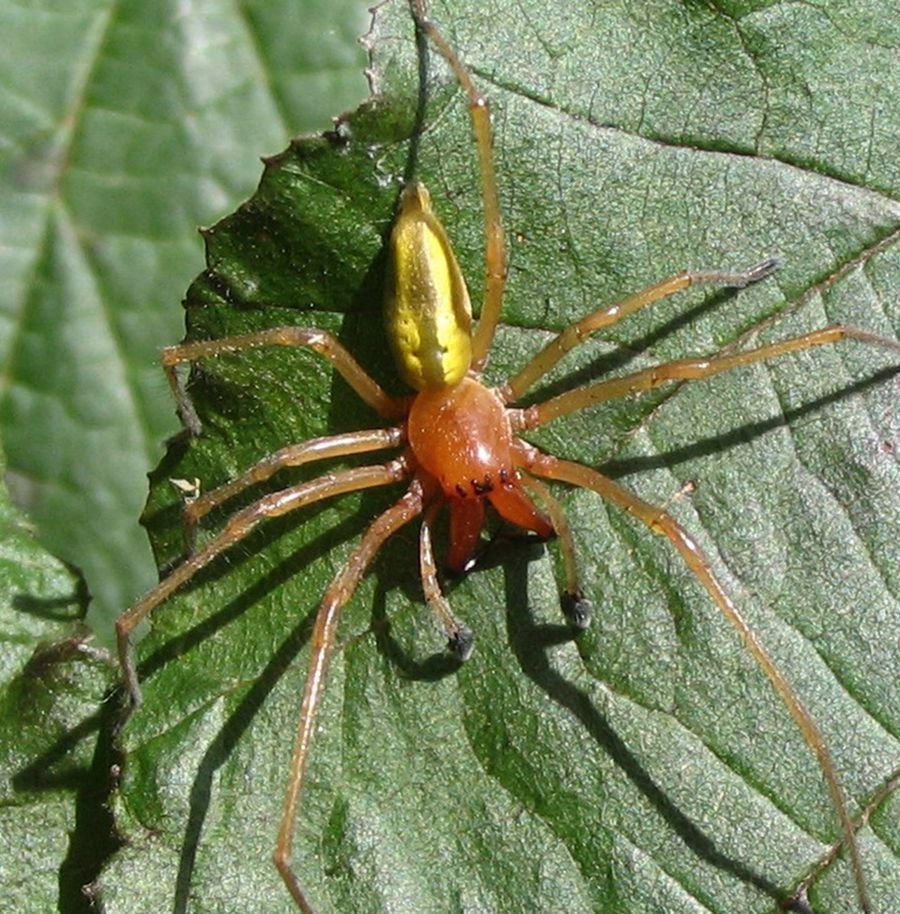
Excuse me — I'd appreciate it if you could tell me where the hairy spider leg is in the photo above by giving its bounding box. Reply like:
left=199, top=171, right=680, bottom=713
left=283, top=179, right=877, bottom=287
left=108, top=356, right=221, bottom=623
left=521, top=475, right=591, bottom=628
left=420, top=498, right=474, bottom=658
left=525, top=324, right=900, bottom=427
left=116, top=458, right=409, bottom=707
left=523, top=447, right=873, bottom=913
left=410, top=0, right=506, bottom=368
left=162, top=326, right=407, bottom=435
left=513, top=323, right=900, bottom=912
left=183, top=427, right=406, bottom=550
left=501, top=259, right=780, bottom=401
left=274, top=481, right=427, bottom=914
left=510, top=320, right=899, bottom=914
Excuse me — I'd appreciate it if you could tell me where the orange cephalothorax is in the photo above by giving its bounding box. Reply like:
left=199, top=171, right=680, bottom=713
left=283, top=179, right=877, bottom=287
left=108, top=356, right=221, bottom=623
left=408, top=376, right=511, bottom=498
left=408, top=376, right=552, bottom=569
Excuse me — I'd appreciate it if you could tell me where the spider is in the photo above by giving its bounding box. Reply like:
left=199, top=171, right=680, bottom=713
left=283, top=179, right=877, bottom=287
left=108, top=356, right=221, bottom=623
left=116, top=2, right=899, bottom=911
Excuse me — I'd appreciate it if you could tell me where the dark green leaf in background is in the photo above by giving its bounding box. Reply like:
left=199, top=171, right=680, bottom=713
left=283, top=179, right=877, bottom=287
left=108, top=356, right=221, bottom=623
left=0, top=446, right=113, bottom=912
left=0, top=0, right=367, bottom=910
left=3, top=0, right=900, bottom=912
left=0, top=0, right=370, bottom=639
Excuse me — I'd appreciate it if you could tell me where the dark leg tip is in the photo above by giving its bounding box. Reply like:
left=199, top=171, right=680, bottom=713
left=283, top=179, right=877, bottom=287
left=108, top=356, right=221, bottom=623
left=448, top=625, right=475, bottom=662
left=748, top=256, right=783, bottom=283
left=561, top=590, right=592, bottom=629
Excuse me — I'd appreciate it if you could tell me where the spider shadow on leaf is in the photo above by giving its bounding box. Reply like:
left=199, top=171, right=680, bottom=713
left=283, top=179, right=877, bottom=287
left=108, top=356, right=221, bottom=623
left=500, top=553, right=812, bottom=911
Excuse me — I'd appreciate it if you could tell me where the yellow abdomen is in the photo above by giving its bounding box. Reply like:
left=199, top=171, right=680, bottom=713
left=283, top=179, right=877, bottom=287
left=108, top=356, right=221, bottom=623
left=384, top=182, right=472, bottom=390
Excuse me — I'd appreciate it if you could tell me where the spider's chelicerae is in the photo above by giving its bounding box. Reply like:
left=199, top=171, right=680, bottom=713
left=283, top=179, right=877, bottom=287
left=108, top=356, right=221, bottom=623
left=117, top=2, right=899, bottom=911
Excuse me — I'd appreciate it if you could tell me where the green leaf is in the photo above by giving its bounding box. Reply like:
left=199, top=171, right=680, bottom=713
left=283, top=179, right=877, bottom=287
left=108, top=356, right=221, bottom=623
left=0, top=444, right=114, bottom=912
left=103, top=2, right=899, bottom=914
left=0, top=0, right=370, bottom=642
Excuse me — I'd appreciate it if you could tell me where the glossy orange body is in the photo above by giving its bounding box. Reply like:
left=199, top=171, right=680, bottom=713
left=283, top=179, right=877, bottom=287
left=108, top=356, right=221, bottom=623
left=407, top=376, right=552, bottom=570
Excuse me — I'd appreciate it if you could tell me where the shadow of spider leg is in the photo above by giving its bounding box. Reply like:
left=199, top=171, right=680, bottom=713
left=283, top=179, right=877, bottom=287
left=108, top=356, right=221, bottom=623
left=180, top=427, right=406, bottom=552
left=501, top=259, right=782, bottom=401
left=115, top=457, right=411, bottom=709
left=161, top=325, right=407, bottom=436
left=273, top=479, right=426, bottom=914
left=510, top=326, right=900, bottom=913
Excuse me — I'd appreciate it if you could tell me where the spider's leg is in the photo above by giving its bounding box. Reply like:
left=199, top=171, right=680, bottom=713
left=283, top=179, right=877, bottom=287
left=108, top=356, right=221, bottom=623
left=502, top=260, right=780, bottom=402
left=183, top=426, right=406, bottom=551
left=525, top=324, right=900, bottom=428
left=162, top=326, right=408, bottom=435
left=411, top=1, right=506, bottom=368
left=526, top=449, right=870, bottom=914
left=274, top=480, right=426, bottom=912
left=116, top=458, right=410, bottom=708
left=521, top=474, right=591, bottom=628
left=421, top=500, right=474, bottom=660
